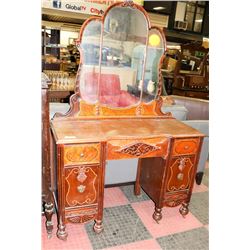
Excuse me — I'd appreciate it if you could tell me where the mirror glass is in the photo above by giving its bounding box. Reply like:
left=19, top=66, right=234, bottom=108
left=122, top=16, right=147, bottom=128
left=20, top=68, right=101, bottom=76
left=100, top=6, right=148, bottom=107
left=79, top=19, right=102, bottom=103
left=141, top=28, right=165, bottom=102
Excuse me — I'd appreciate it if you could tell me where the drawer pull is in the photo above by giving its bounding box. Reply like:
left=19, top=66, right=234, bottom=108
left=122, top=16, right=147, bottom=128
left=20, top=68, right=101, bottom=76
left=177, top=173, right=184, bottom=181
left=77, top=168, right=87, bottom=183
left=77, top=185, right=86, bottom=193
left=80, top=153, right=84, bottom=157
left=184, top=146, right=189, bottom=150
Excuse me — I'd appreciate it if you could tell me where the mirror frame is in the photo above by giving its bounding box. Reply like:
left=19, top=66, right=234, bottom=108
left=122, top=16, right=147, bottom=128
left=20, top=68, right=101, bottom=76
left=55, top=1, right=171, bottom=119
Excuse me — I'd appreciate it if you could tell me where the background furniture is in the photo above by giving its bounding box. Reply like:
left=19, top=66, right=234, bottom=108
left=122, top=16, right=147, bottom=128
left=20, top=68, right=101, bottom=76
left=172, top=42, right=209, bottom=100
left=163, top=95, right=209, bottom=184
left=41, top=73, right=54, bottom=238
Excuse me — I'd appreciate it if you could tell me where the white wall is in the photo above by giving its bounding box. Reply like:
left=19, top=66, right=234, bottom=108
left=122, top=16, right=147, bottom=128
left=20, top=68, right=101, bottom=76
left=175, top=2, right=187, bottom=22
left=60, top=30, right=79, bottom=46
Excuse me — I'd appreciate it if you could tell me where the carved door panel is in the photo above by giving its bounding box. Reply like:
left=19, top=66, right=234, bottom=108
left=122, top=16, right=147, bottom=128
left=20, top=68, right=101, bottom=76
left=166, top=156, right=195, bottom=192
left=64, top=165, right=100, bottom=208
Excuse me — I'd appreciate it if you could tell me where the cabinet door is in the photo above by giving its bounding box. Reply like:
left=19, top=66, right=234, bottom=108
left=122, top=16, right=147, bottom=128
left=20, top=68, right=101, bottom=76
left=64, top=165, right=100, bottom=208
left=166, top=156, right=195, bottom=192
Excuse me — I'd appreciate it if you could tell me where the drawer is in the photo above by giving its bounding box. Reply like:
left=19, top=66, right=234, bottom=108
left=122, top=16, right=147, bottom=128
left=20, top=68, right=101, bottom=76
left=65, top=206, right=98, bottom=224
left=166, top=156, right=195, bottom=193
left=64, top=165, right=100, bottom=208
left=164, top=191, right=189, bottom=207
left=64, top=143, right=100, bottom=165
left=172, top=138, right=199, bottom=156
left=107, top=137, right=169, bottom=160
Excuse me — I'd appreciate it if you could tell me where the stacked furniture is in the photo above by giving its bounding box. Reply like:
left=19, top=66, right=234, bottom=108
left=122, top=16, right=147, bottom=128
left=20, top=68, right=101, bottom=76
left=172, top=43, right=209, bottom=100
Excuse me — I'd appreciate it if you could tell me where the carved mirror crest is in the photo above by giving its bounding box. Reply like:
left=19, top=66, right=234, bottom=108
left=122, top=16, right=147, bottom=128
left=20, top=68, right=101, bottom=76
left=62, top=0, right=169, bottom=118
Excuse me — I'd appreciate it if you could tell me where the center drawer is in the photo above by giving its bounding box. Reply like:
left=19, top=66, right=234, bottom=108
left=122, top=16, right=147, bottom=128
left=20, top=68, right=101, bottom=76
left=64, top=143, right=100, bottom=165
left=107, top=137, right=169, bottom=160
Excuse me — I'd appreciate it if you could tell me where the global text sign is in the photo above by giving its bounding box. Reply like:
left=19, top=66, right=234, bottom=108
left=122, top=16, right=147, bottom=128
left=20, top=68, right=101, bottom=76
left=42, top=0, right=144, bottom=16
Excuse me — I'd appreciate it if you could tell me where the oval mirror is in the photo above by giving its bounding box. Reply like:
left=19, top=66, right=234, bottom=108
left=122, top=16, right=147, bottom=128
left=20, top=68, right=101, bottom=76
left=99, top=5, right=148, bottom=108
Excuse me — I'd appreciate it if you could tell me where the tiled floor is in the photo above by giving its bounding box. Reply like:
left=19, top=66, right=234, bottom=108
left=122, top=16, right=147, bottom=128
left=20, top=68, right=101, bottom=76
left=42, top=165, right=209, bottom=250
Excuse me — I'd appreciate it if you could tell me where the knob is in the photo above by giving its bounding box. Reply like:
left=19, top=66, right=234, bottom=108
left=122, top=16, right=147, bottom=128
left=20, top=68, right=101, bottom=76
left=177, top=173, right=184, bottom=181
left=80, top=153, right=84, bottom=157
left=77, top=185, right=86, bottom=193
left=184, top=145, right=189, bottom=150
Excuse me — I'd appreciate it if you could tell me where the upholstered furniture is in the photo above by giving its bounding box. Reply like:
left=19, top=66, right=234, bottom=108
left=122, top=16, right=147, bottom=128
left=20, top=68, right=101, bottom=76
left=170, top=95, right=209, bottom=120
left=81, top=72, right=139, bottom=107
left=163, top=95, right=209, bottom=184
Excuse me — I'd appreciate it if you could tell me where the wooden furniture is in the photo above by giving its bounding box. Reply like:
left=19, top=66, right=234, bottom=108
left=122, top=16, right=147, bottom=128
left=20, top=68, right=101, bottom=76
left=41, top=73, right=54, bottom=238
left=48, top=90, right=72, bottom=103
left=46, top=1, right=204, bottom=240
left=172, top=43, right=209, bottom=99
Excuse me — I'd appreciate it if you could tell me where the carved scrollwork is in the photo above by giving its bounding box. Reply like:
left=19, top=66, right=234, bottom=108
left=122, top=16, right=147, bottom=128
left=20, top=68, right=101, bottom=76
left=178, top=158, right=187, bottom=171
left=167, top=157, right=193, bottom=192
left=116, top=142, right=160, bottom=157
left=77, top=167, right=87, bottom=182
left=165, top=193, right=188, bottom=207
left=122, top=0, right=135, bottom=7
left=65, top=167, right=97, bottom=207
left=66, top=208, right=97, bottom=223
left=67, top=214, right=95, bottom=224
left=136, top=105, right=144, bottom=116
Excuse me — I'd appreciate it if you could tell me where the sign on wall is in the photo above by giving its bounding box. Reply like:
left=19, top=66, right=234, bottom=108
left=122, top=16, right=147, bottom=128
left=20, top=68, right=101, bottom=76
left=42, top=0, right=144, bottom=16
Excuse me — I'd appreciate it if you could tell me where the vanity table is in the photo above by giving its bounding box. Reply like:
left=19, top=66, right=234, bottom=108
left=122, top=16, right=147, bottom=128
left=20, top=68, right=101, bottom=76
left=46, top=1, right=204, bottom=240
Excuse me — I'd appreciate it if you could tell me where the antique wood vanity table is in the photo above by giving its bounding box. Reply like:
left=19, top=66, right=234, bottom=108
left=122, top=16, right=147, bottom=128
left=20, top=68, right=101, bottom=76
left=45, top=1, right=204, bottom=240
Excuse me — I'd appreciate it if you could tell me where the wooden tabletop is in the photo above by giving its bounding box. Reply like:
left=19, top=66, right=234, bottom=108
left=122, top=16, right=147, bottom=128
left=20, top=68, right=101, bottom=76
left=51, top=118, right=204, bottom=144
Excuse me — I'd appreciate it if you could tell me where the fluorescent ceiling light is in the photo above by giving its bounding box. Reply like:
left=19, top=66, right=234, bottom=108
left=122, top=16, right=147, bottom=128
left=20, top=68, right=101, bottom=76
left=195, top=19, right=203, bottom=22
left=153, top=6, right=166, bottom=10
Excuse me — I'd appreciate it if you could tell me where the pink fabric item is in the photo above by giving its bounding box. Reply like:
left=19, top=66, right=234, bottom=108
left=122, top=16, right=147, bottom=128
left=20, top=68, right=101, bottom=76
left=80, top=72, right=139, bottom=107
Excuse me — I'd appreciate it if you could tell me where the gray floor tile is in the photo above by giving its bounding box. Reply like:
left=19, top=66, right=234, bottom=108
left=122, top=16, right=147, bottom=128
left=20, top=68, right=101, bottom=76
left=85, top=204, right=152, bottom=249
left=156, top=227, right=209, bottom=250
left=120, top=184, right=150, bottom=203
left=189, top=191, right=209, bottom=225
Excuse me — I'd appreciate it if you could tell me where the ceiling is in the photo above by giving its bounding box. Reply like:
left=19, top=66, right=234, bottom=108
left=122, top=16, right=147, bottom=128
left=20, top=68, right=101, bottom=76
left=143, top=1, right=174, bottom=15
left=42, top=14, right=85, bottom=25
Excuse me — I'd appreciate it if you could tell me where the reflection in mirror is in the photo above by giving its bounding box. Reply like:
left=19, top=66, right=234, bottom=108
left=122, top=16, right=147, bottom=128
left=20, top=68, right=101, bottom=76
left=79, top=19, right=102, bottom=103
left=100, top=6, right=148, bottom=107
left=141, top=28, right=165, bottom=103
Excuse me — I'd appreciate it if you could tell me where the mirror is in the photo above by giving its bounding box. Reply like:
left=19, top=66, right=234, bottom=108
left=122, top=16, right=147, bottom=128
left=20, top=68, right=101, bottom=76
left=77, top=2, right=167, bottom=111
left=100, top=6, right=148, bottom=107
left=79, top=19, right=102, bottom=104
left=141, top=28, right=165, bottom=103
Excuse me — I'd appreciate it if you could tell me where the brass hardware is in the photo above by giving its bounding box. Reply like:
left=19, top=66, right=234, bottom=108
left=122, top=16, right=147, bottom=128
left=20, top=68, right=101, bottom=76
left=178, top=158, right=186, bottom=171
left=77, top=168, right=87, bottom=182
left=80, top=153, right=84, bottom=157
left=77, top=185, right=86, bottom=193
left=177, top=173, right=184, bottom=181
